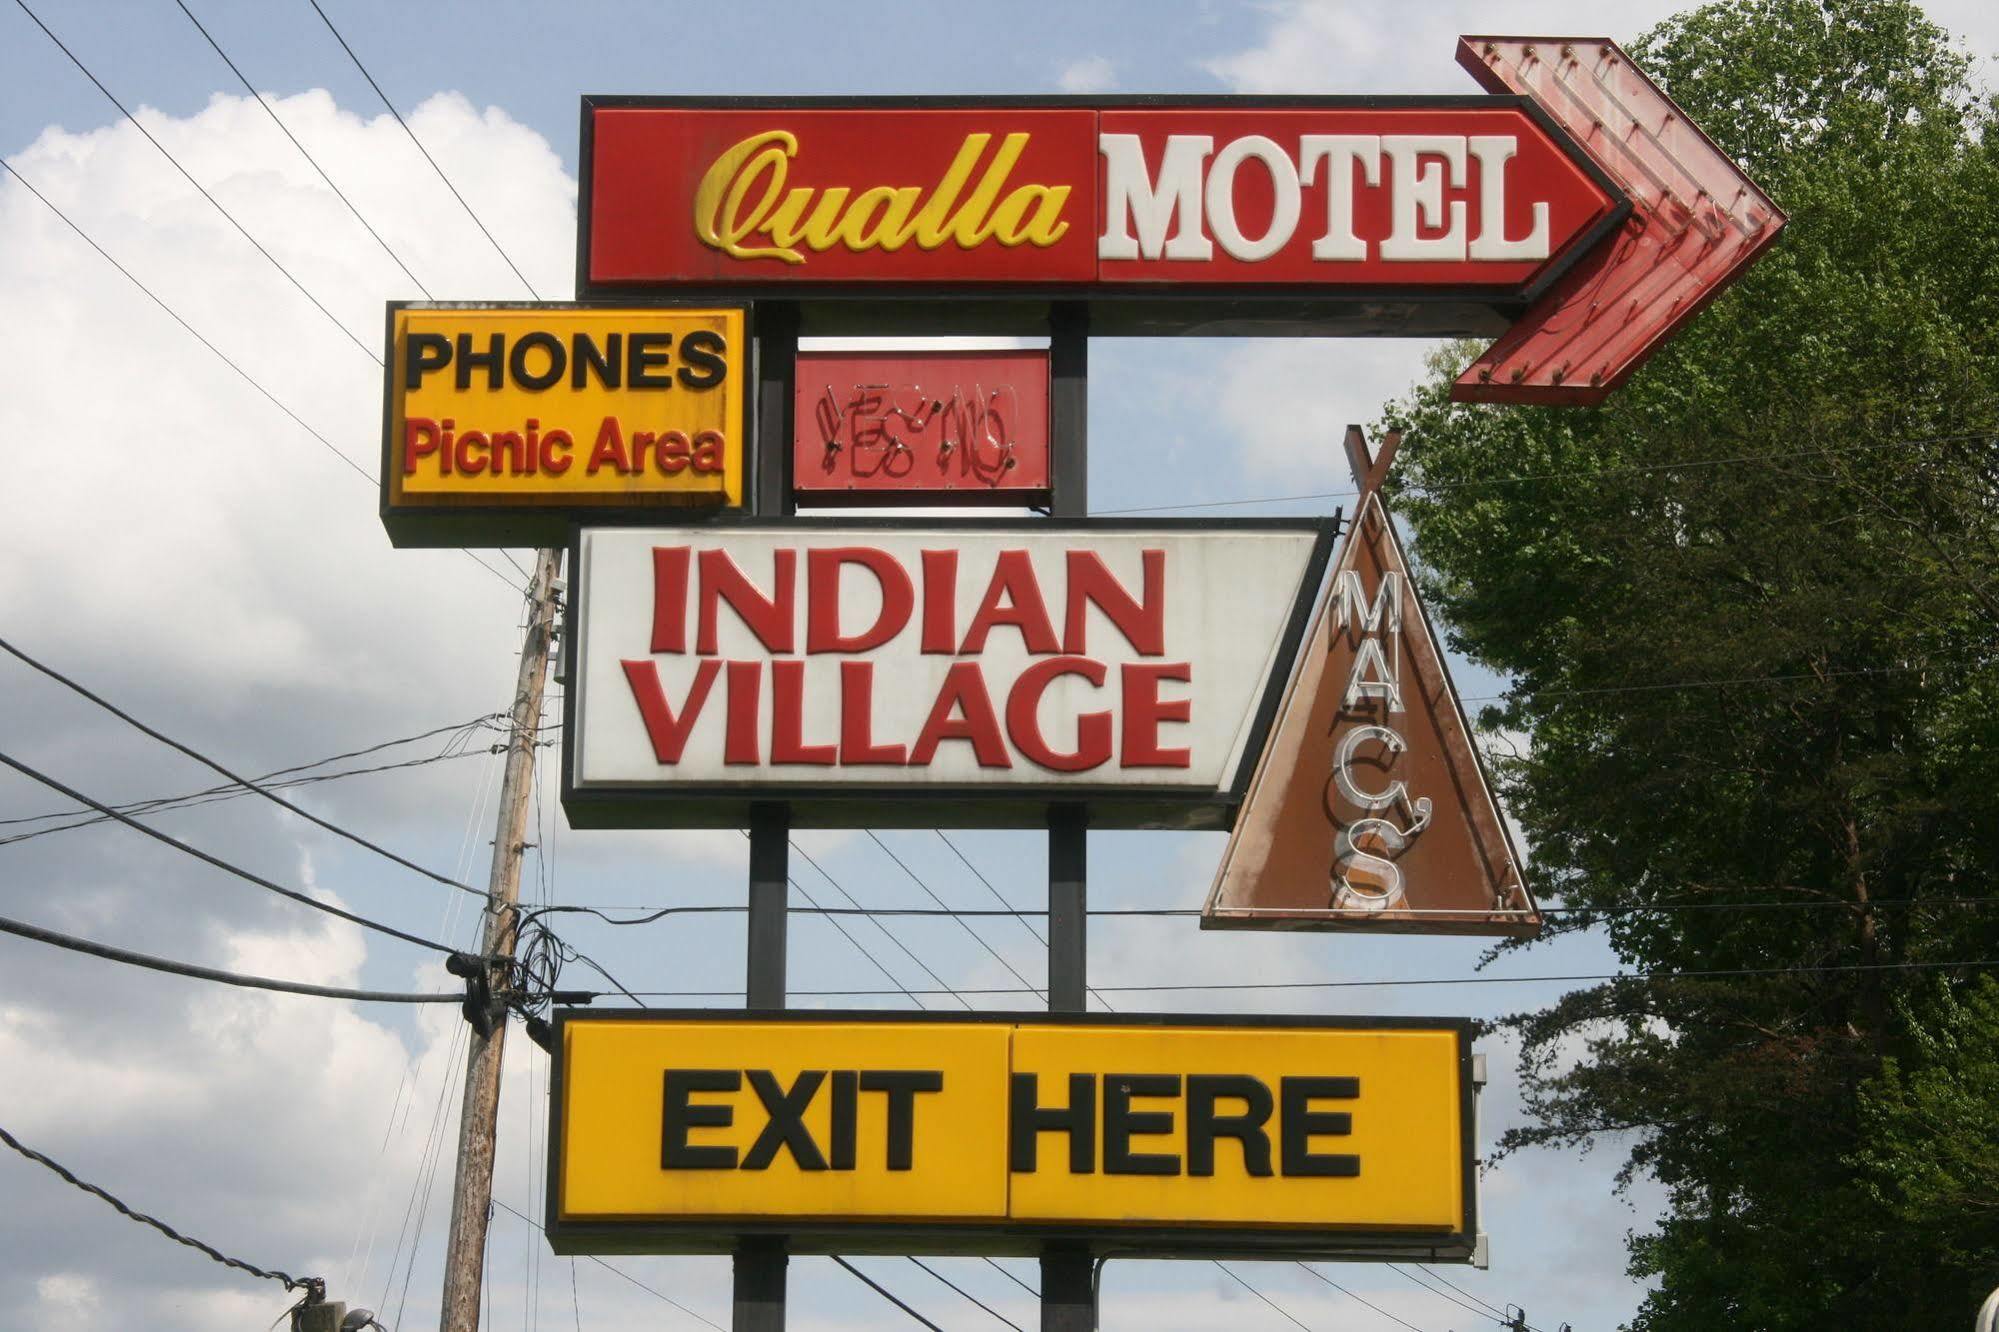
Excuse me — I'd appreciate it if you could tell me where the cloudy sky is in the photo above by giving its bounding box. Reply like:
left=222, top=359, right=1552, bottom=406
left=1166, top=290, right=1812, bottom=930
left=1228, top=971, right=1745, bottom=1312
left=3, top=2, right=1996, bottom=1330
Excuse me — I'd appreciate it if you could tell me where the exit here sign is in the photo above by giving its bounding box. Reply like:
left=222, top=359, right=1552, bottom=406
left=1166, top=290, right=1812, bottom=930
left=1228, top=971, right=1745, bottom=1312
left=548, top=1011, right=1477, bottom=1259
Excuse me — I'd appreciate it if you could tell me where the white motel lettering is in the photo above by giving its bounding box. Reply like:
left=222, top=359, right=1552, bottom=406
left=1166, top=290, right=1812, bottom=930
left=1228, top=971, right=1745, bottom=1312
left=1101, top=133, right=1551, bottom=264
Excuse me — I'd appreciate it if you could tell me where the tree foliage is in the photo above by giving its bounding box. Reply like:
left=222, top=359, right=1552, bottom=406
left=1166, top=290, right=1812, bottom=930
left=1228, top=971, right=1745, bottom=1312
left=1379, top=2, right=1999, bottom=1326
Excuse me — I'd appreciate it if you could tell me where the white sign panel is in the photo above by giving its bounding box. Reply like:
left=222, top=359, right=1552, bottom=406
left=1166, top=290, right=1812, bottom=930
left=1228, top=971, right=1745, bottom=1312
left=565, top=522, right=1332, bottom=828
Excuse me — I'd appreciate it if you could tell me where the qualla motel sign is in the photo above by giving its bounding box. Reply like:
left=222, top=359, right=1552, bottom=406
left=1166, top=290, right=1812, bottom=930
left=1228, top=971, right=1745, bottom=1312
left=377, top=34, right=1782, bottom=1277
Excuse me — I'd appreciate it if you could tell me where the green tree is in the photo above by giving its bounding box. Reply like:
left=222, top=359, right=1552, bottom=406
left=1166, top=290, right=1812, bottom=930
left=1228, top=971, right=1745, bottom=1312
left=1379, top=2, right=1999, bottom=1326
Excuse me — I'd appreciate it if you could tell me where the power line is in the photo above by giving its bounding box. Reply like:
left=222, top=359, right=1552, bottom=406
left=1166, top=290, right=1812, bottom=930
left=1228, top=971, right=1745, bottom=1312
left=618, top=954, right=1999, bottom=999
left=869, top=830, right=1047, bottom=1000
left=0, top=907, right=459, bottom=1003
left=1096, top=430, right=1996, bottom=515
left=783, top=836, right=971, bottom=1008
left=1216, top=1261, right=1318, bottom=1331
left=303, top=0, right=542, bottom=298
left=1, top=1119, right=311, bottom=1291
left=522, top=896, right=1999, bottom=922
left=984, top=1259, right=1041, bottom=1299
left=1409, top=1264, right=1513, bottom=1322
left=0, top=738, right=509, bottom=848
left=1295, top=1263, right=1431, bottom=1332
left=907, top=1256, right=1027, bottom=1331
left=170, top=0, right=434, bottom=297
left=13, top=0, right=381, bottom=362
left=1460, top=660, right=1949, bottom=706
left=0, top=712, right=505, bottom=832
left=0, top=748, right=457, bottom=955
left=0, top=155, right=524, bottom=594
left=490, top=1198, right=723, bottom=1331
left=1388, top=1264, right=1519, bottom=1328
left=0, top=156, right=373, bottom=481
left=0, top=635, right=496, bottom=900
left=831, top=1256, right=945, bottom=1331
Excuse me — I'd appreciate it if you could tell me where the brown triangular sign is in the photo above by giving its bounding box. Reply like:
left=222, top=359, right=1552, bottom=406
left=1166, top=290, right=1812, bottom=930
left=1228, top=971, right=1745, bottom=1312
left=1203, top=427, right=1540, bottom=935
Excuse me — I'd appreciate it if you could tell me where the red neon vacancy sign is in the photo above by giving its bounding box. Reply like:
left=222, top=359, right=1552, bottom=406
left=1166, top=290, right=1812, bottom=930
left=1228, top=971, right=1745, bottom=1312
left=793, top=350, right=1050, bottom=502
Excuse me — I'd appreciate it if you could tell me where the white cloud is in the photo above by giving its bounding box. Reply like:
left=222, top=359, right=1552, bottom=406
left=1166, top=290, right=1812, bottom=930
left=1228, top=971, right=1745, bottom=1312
left=1057, top=55, right=1119, bottom=93
left=0, top=89, right=593, bottom=1331
left=1207, top=337, right=1440, bottom=485
left=1203, top=1, right=1685, bottom=95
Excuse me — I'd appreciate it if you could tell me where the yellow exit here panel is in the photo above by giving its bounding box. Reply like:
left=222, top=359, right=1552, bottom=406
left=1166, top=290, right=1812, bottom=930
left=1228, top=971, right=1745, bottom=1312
left=1007, top=1025, right=1465, bottom=1231
left=387, top=306, right=744, bottom=507
left=559, top=1019, right=1010, bottom=1222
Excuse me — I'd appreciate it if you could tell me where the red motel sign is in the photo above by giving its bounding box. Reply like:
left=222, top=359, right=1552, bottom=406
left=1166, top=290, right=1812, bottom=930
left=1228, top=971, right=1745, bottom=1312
left=579, top=39, right=1783, bottom=405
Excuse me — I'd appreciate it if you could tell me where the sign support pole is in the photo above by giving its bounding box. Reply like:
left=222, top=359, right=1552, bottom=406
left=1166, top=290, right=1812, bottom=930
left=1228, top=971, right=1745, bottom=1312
left=739, top=804, right=791, bottom=1320
left=1049, top=303, right=1087, bottom=517
left=734, top=802, right=790, bottom=1329
left=755, top=303, right=799, bottom=518
left=735, top=310, right=797, bottom=1329
left=1043, top=301, right=1098, bottom=1331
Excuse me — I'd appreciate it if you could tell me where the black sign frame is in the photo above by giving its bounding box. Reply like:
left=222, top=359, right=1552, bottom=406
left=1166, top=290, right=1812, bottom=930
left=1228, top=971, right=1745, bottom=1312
left=574, top=93, right=1630, bottom=339
left=544, top=1008, right=1480, bottom=1262
left=559, top=513, right=1340, bottom=831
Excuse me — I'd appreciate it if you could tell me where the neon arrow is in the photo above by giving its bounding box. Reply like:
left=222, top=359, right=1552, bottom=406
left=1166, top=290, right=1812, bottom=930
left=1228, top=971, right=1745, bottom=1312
left=1451, top=36, right=1787, bottom=405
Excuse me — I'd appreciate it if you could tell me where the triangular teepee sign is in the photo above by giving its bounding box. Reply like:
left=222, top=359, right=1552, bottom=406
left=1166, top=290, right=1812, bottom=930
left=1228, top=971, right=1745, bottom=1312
left=1203, top=428, right=1539, bottom=935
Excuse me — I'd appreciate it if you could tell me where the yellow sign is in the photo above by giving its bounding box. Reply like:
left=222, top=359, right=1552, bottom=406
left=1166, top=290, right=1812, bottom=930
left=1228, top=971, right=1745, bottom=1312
left=382, top=305, right=745, bottom=537
left=552, top=1013, right=1474, bottom=1255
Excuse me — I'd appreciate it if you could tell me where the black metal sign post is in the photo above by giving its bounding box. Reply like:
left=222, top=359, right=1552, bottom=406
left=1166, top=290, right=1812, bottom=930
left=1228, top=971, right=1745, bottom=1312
left=1043, top=307, right=1097, bottom=1330
left=734, top=800, right=789, bottom=1330
left=728, top=300, right=1099, bottom=1329
left=735, top=309, right=798, bottom=1331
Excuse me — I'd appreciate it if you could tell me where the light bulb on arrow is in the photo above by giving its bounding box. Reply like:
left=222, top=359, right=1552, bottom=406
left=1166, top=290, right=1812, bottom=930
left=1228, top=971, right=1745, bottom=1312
left=1450, top=36, right=1787, bottom=404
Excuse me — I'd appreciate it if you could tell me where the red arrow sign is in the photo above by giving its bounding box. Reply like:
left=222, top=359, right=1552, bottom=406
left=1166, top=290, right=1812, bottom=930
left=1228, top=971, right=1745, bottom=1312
left=1450, top=37, right=1787, bottom=404
left=577, top=39, right=1782, bottom=378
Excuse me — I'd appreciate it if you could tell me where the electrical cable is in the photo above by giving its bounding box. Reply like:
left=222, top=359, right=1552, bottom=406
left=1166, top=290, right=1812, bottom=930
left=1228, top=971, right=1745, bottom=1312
left=0, top=722, right=508, bottom=845
left=0, top=156, right=524, bottom=593
left=1459, top=660, right=1947, bottom=705
left=831, top=1256, right=946, bottom=1331
left=619, top=954, right=1999, bottom=999
left=489, top=1198, right=725, bottom=1331
left=1096, top=430, right=1997, bottom=515
left=528, top=896, right=1999, bottom=921
left=1215, top=1261, right=1318, bottom=1331
left=0, top=713, right=504, bottom=830
left=0, top=635, right=496, bottom=900
left=1411, top=1263, right=1512, bottom=1322
left=1295, top=1263, right=1432, bottom=1332
left=0, top=745, right=515, bottom=849
left=370, top=741, right=500, bottom=1318
left=13, top=0, right=381, bottom=362
left=907, top=1256, right=1028, bottom=1331
left=790, top=868, right=938, bottom=1008
left=0, top=155, right=372, bottom=481
left=0, top=908, right=459, bottom=1002
left=868, top=830, right=1047, bottom=1000
left=169, top=0, right=434, bottom=297
left=0, top=1120, right=311, bottom=1291
left=1387, top=1263, right=1519, bottom=1327
left=0, top=748, right=459, bottom=955
left=784, top=836, right=972, bottom=1008
left=302, top=0, right=542, bottom=298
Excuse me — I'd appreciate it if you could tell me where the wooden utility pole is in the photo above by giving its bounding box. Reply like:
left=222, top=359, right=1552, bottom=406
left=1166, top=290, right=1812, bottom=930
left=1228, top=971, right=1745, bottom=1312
left=439, top=545, right=563, bottom=1332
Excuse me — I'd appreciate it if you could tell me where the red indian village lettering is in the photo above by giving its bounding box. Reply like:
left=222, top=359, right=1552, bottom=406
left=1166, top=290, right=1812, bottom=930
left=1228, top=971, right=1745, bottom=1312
left=619, top=545, right=1191, bottom=774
